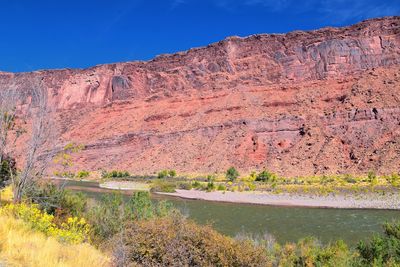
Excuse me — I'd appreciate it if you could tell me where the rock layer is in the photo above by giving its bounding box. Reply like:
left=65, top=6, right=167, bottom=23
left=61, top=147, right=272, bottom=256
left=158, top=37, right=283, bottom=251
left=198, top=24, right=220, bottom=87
left=1, top=16, right=400, bottom=176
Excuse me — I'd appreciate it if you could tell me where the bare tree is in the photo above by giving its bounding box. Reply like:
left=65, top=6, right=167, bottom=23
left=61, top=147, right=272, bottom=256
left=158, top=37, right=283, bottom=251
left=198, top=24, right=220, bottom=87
left=13, top=84, right=54, bottom=202
left=0, top=87, right=20, bottom=191
left=0, top=78, right=55, bottom=202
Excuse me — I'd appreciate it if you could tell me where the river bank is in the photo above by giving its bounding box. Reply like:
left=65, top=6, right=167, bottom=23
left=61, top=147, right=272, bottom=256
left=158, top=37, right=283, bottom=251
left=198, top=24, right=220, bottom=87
left=97, top=180, right=400, bottom=210
left=156, top=189, right=400, bottom=210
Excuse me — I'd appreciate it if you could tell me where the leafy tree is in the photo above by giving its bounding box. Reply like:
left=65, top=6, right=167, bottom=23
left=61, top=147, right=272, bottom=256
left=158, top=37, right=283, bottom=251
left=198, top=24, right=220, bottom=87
left=226, top=167, right=239, bottom=182
left=53, top=143, right=85, bottom=178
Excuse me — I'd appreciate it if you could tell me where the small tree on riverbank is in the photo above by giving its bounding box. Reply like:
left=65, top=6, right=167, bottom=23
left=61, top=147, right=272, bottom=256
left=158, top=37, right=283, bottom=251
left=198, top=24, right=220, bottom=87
left=226, top=167, right=239, bottom=182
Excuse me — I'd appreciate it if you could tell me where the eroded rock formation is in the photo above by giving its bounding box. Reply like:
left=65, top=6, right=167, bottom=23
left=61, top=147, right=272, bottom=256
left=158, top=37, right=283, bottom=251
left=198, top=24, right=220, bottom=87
left=1, top=16, right=400, bottom=176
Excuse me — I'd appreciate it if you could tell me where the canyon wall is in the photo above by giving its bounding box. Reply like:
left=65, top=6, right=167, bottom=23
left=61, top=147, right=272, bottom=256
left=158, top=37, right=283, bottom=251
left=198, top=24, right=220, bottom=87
left=1, top=16, right=400, bottom=176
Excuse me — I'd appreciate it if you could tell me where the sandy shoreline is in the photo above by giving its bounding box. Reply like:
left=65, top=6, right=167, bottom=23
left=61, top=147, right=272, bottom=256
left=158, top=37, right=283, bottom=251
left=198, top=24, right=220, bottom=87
left=156, top=189, right=400, bottom=210
left=99, top=181, right=150, bottom=191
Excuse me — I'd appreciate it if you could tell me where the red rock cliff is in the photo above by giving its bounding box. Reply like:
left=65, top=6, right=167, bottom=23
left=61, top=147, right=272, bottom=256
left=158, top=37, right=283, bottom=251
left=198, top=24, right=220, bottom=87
left=1, top=16, right=400, bottom=176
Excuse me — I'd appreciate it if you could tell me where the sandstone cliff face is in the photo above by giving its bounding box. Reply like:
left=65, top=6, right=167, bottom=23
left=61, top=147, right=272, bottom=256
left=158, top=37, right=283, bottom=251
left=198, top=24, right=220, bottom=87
left=1, top=16, right=400, bottom=176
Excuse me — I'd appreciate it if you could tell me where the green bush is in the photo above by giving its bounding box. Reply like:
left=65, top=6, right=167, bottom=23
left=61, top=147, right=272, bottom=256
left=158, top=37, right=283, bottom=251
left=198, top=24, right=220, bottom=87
left=192, top=180, right=209, bottom=190
left=87, top=192, right=172, bottom=243
left=157, top=170, right=169, bottom=179
left=386, top=173, right=400, bottom=187
left=217, top=184, right=226, bottom=191
left=255, top=170, right=277, bottom=182
left=0, top=155, right=16, bottom=189
left=23, top=183, right=87, bottom=218
left=206, top=175, right=216, bottom=191
left=367, top=170, right=378, bottom=185
left=343, top=175, right=357, bottom=184
left=226, top=167, right=239, bottom=182
left=76, top=170, right=90, bottom=179
left=276, top=238, right=352, bottom=267
left=357, top=221, right=400, bottom=265
left=207, top=182, right=215, bottom=191
left=168, top=170, right=177, bottom=177
left=150, top=180, right=176, bottom=193
left=101, top=170, right=130, bottom=179
left=87, top=193, right=124, bottom=242
left=177, top=182, right=192, bottom=190
left=157, top=169, right=177, bottom=179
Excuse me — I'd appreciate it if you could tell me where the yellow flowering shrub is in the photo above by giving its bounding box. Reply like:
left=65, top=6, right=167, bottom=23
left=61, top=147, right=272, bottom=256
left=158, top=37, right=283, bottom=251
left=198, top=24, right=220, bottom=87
left=0, top=203, right=90, bottom=244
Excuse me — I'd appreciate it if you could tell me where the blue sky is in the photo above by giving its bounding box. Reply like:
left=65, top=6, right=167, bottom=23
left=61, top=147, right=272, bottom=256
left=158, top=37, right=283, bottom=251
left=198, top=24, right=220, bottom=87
left=1, top=0, right=399, bottom=72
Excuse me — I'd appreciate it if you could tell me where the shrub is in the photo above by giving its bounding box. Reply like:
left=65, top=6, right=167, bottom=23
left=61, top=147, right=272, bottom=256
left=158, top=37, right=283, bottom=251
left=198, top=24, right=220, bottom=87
left=23, top=183, right=87, bottom=217
left=276, top=238, right=352, bottom=267
left=256, top=170, right=277, bottom=182
left=101, top=170, right=130, bottom=179
left=151, top=180, right=177, bottom=193
left=158, top=169, right=177, bottom=179
left=168, top=169, right=177, bottom=177
left=0, top=155, right=16, bottom=189
left=87, top=193, right=125, bottom=242
left=386, top=173, right=400, bottom=187
left=357, top=221, right=400, bottom=265
left=319, top=175, right=335, bottom=185
left=178, top=182, right=193, bottom=190
left=217, top=184, right=226, bottom=191
left=158, top=170, right=169, bottom=179
left=249, top=171, right=257, bottom=181
left=206, top=175, right=216, bottom=191
left=114, top=214, right=269, bottom=266
left=367, top=170, right=378, bottom=185
left=0, top=203, right=90, bottom=244
left=191, top=180, right=201, bottom=189
left=247, top=182, right=256, bottom=191
left=87, top=192, right=172, bottom=243
left=125, top=191, right=170, bottom=221
left=226, top=167, right=239, bottom=182
left=343, top=174, right=357, bottom=184
left=207, top=181, right=215, bottom=191
left=76, top=170, right=90, bottom=179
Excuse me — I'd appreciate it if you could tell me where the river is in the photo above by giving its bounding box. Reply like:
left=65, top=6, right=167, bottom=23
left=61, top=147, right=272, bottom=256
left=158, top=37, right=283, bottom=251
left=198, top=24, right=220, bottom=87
left=64, top=180, right=400, bottom=246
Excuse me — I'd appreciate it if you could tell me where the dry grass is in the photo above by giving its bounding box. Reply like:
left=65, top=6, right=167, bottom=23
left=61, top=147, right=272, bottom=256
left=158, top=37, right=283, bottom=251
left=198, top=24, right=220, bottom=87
left=0, top=215, right=110, bottom=267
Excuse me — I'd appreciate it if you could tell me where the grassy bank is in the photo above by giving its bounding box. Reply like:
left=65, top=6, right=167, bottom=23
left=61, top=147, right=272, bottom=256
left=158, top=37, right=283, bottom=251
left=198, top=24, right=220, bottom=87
left=55, top=167, right=400, bottom=197
left=0, top=215, right=110, bottom=267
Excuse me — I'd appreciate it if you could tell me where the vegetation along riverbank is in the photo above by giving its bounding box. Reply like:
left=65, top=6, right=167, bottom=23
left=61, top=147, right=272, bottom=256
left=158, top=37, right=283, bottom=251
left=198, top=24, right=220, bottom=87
left=1, top=182, right=400, bottom=266
left=86, top=167, right=400, bottom=209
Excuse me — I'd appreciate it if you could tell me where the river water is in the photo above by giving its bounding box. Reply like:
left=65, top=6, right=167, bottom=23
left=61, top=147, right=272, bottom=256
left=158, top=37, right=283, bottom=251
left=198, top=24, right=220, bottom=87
left=64, top=180, right=400, bottom=246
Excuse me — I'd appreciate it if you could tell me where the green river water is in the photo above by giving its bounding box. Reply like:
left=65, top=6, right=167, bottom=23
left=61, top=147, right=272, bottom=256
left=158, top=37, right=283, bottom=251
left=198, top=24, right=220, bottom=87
left=64, top=180, right=400, bottom=246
